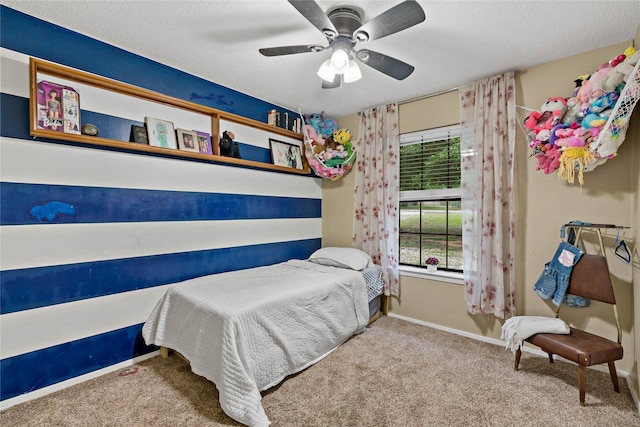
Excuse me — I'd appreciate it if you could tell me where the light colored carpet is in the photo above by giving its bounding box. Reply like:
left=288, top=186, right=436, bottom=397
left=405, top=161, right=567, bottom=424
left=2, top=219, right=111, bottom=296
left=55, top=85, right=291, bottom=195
left=2, top=316, right=639, bottom=426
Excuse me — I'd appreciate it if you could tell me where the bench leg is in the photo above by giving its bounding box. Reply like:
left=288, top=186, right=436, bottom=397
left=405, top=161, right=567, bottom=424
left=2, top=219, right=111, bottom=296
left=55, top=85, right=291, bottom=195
left=608, top=361, right=620, bottom=393
left=514, top=348, right=521, bottom=370
left=160, top=346, right=169, bottom=358
left=578, top=365, right=586, bottom=406
left=547, top=352, right=554, bottom=363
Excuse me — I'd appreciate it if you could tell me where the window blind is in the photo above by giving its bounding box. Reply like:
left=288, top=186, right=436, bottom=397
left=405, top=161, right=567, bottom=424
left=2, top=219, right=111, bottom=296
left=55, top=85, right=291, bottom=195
left=400, top=125, right=461, bottom=192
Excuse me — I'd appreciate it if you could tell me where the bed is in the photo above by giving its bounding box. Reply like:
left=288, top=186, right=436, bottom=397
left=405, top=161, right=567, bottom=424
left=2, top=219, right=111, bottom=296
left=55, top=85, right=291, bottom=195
left=141, top=247, right=385, bottom=427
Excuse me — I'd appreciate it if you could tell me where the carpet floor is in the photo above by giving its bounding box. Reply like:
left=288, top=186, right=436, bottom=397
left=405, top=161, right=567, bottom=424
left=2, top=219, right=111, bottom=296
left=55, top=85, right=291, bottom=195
left=2, top=316, right=639, bottom=426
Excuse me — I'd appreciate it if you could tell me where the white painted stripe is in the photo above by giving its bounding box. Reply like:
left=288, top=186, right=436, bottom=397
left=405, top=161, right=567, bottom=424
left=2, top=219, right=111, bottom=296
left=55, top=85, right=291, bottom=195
left=0, top=218, right=321, bottom=270
left=0, top=137, right=322, bottom=197
left=0, top=48, right=30, bottom=97
left=0, top=286, right=171, bottom=359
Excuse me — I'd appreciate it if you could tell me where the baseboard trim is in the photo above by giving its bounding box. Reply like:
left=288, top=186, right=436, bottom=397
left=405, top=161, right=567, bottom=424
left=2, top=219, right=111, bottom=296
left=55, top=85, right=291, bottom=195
left=387, top=313, right=639, bottom=414
left=0, top=350, right=159, bottom=411
left=386, top=312, right=633, bottom=380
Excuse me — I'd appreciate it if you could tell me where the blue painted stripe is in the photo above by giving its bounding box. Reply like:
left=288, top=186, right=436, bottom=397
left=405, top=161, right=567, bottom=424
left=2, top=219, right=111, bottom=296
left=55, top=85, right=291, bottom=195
left=236, top=141, right=272, bottom=164
left=1, top=182, right=321, bottom=225
left=1, top=239, right=321, bottom=314
left=0, top=323, right=153, bottom=401
left=0, top=93, right=30, bottom=140
left=0, top=6, right=298, bottom=122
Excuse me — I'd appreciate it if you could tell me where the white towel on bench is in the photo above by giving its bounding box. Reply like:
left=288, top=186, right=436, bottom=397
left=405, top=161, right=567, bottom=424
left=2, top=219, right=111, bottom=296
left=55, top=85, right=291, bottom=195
left=501, top=316, right=570, bottom=353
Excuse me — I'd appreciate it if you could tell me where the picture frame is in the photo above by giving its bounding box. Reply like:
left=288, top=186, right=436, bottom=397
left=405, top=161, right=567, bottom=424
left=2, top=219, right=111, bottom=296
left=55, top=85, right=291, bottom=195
left=194, top=130, right=212, bottom=155
left=269, top=138, right=303, bottom=169
left=130, top=124, right=149, bottom=144
left=145, top=117, right=177, bottom=149
left=176, top=128, right=199, bottom=152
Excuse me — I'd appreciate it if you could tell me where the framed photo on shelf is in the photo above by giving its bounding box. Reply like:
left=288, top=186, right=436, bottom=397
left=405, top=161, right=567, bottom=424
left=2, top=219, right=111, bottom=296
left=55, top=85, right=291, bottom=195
left=145, top=117, right=177, bottom=149
left=194, top=130, right=212, bottom=155
left=176, top=128, right=199, bottom=152
left=269, top=138, right=303, bottom=169
left=130, top=125, right=149, bottom=144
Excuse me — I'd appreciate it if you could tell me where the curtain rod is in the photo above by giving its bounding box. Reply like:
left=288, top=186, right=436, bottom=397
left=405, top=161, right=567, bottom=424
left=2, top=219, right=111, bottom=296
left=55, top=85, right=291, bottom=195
left=358, top=70, right=520, bottom=114
left=357, top=87, right=458, bottom=115
left=399, top=69, right=521, bottom=106
left=400, top=87, right=458, bottom=105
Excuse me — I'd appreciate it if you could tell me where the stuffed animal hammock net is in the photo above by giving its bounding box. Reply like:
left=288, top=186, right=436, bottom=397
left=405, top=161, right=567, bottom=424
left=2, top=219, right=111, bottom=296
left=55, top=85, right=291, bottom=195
left=517, top=49, right=640, bottom=186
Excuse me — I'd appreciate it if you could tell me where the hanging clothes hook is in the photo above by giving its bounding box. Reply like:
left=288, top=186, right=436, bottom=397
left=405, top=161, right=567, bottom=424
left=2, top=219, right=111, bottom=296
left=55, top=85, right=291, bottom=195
left=611, top=227, right=631, bottom=264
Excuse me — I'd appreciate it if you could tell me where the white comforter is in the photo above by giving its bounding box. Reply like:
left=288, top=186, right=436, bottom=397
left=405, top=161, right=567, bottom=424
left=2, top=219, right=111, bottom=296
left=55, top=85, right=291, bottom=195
left=142, top=259, right=369, bottom=427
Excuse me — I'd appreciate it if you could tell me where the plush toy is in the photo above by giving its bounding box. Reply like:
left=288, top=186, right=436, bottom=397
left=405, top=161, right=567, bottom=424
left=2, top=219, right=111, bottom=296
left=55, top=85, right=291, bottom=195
left=558, top=146, right=596, bottom=186
left=304, top=124, right=326, bottom=155
left=586, top=92, right=618, bottom=114
left=525, top=97, right=567, bottom=132
left=565, top=127, right=592, bottom=148
left=604, top=48, right=640, bottom=93
left=552, top=127, right=575, bottom=149
left=219, top=130, right=241, bottom=158
left=318, top=112, right=338, bottom=138
left=332, top=128, right=351, bottom=145
left=582, top=113, right=607, bottom=129
left=562, top=97, right=584, bottom=125
left=576, top=62, right=613, bottom=109
left=572, top=74, right=590, bottom=96
left=304, top=113, right=323, bottom=135
left=535, top=145, right=562, bottom=174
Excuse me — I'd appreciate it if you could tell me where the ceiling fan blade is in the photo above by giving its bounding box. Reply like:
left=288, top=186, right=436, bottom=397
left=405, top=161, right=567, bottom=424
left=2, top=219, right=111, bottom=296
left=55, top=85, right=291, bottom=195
left=322, top=74, right=342, bottom=89
left=353, top=0, right=426, bottom=43
left=288, top=0, right=337, bottom=37
left=259, top=44, right=326, bottom=56
left=356, top=49, right=415, bottom=80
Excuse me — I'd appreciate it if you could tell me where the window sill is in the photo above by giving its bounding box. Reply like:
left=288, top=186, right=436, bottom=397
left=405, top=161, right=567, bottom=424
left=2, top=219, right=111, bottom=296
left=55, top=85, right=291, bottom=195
left=399, top=265, right=464, bottom=285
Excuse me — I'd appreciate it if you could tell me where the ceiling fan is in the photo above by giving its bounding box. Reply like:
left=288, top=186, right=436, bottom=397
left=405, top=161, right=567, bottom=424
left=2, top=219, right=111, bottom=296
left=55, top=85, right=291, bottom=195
left=259, top=0, right=426, bottom=89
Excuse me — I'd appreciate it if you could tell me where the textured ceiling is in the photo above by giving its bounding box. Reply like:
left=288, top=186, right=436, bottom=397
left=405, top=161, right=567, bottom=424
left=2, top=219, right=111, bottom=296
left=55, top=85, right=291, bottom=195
left=2, top=1, right=639, bottom=117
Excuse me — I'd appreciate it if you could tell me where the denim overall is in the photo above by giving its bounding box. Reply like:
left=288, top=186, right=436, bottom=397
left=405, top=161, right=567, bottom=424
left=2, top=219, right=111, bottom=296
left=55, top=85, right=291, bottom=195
left=533, top=240, right=583, bottom=307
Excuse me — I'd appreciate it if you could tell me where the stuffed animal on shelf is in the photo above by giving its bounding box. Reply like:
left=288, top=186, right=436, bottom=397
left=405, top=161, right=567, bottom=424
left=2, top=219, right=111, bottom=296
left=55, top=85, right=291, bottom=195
left=219, top=130, right=241, bottom=158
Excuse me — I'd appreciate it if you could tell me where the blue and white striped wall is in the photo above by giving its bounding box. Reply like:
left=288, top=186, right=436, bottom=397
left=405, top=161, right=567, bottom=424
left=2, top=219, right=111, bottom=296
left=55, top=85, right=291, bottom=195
left=0, top=6, right=322, bottom=408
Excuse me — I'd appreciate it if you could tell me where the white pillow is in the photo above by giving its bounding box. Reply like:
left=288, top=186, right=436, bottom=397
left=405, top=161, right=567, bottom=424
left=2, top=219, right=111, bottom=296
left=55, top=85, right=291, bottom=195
left=308, top=247, right=373, bottom=271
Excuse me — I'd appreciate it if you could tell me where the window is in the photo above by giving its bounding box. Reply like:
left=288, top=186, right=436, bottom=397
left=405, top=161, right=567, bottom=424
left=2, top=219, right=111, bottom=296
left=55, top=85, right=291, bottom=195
left=399, top=125, right=462, bottom=272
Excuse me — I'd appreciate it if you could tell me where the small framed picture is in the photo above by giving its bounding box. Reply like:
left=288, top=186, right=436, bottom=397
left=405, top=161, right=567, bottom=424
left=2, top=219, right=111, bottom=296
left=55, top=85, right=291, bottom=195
left=176, top=128, right=199, bottom=152
left=194, top=130, right=212, bottom=155
left=130, top=124, right=149, bottom=144
left=145, top=117, right=177, bottom=149
left=270, top=138, right=303, bottom=169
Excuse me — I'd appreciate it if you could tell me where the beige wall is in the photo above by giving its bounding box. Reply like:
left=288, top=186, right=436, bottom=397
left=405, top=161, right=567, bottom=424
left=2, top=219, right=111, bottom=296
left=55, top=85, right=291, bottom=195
left=631, top=25, right=640, bottom=406
left=325, top=40, right=639, bottom=377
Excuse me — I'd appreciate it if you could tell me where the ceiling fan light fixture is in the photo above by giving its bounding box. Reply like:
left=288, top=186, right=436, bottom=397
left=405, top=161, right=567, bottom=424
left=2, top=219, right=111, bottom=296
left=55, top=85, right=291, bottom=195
left=330, top=48, right=350, bottom=74
left=317, top=59, right=336, bottom=82
left=343, top=60, right=362, bottom=83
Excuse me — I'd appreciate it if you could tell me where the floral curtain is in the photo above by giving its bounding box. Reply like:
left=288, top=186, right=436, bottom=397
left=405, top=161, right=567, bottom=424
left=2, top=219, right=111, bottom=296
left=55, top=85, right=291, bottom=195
left=459, top=72, right=516, bottom=319
left=353, top=103, right=400, bottom=296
